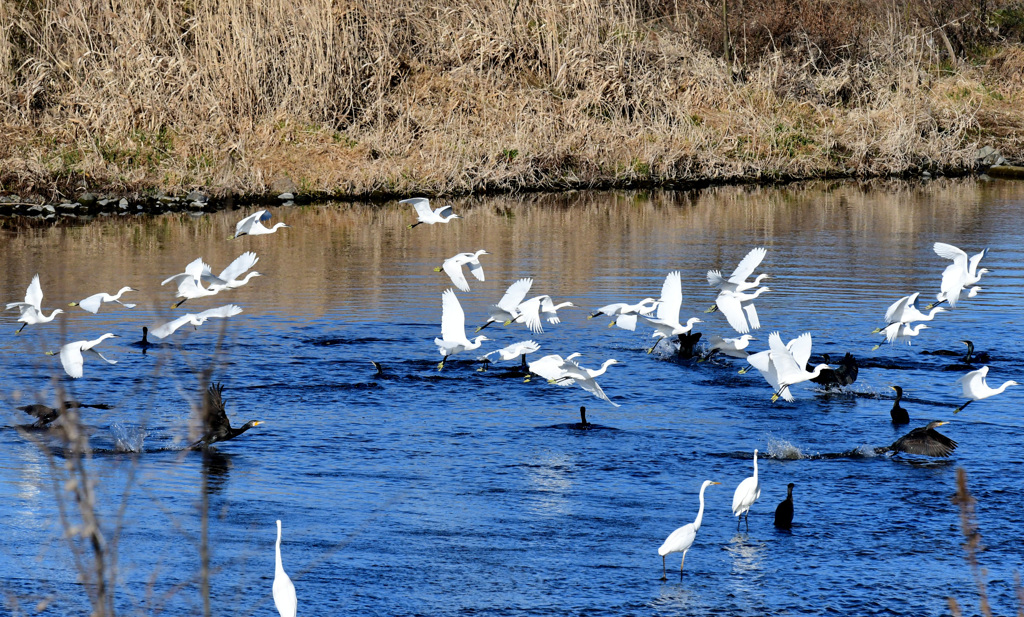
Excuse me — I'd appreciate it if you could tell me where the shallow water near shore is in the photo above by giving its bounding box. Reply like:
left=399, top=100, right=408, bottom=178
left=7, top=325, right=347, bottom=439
left=1, top=179, right=1023, bottom=615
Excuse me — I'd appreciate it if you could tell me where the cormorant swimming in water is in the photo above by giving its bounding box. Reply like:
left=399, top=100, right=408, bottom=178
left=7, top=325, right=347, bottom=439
left=774, top=483, right=794, bottom=529
left=877, top=421, right=957, bottom=457
left=189, top=383, right=262, bottom=449
left=889, top=385, right=909, bottom=425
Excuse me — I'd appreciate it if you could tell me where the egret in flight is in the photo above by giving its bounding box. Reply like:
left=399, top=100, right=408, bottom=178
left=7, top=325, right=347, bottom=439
left=954, top=366, right=1018, bottom=413
left=589, top=298, right=658, bottom=330
left=481, top=340, right=540, bottom=371
left=477, top=278, right=533, bottom=332
left=658, top=480, right=720, bottom=580
left=435, top=250, right=488, bottom=292
left=732, top=449, right=761, bottom=531
left=48, top=333, right=119, bottom=378
left=549, top=357, right=621, bottom=407
left=710, top=287, right=770, bottom=335
left=149, top=305, right=244, bottom=339
left=6, top=274, right=64, bottom=333
left=703, top=334, right=756, bottom=360
left=928, top=242, right=989, bottom=309
left=707, top=247, right=768, bottom=293
left=69, top=287, right=138, bottom=313
left=402, top=197, right=460, bottom=228
left=637, top=272, right=703, bottom=351
left=435, top=289, right=489, bottom=370
left=872, top=323, right=930, bottom=350
left=876, top=292, right=946, bottom=329
left=234, top=209, right=289, bottom=238
left=513, top=295, right=576, bottom=334
left=766, top=332, right=831, bottom=402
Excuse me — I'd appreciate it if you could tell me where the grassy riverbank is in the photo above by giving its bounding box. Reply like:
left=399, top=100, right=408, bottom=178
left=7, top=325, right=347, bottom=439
left=1, top=0, right=1023, bottom=200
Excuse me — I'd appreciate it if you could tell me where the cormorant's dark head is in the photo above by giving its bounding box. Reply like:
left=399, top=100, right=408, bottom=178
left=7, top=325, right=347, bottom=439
left=787, top=482, right=795, bottom=495
left=890, top=385, right=903, bottom=397
left=925, top=420, right=948, bottom=430
left=241, top=420, right=263, bottom=431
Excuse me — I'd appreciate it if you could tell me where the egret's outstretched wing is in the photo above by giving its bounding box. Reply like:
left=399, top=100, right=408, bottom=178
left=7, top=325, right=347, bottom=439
left=196, top=304, right=243, bottom=321
left=436, top=205, right=455, bottom=219
left=150, top=314, right=195, bottom=339
left=440, top=289, right=467, bottom=341
left=401, top=198, right=432, bottom=220
left=768, top=331, right=803, bottom=386
left=884, top=294, right=916, bottom=324
left=716, top=292, right=749, bottom=334
left=528, top=354, right=571, bottom=381
left=442, top=259, right=471, bottom=292
left=729, top=247, right=767, bottom=283
left=968, top=248, right=988, bottom=274
left=468, top=256, right=486, bottom=282
left=497, top=278, right=533, bottom=312
left=518, top=297, right=545, bottom=333
left=934, top=242, right=968, bottom=264
left=59, top=344, right=85, bottom=379
left=78, top=293, right=105, bottom=314
left=540, top=296, right=562, bottom=325
left=614, top=313, right=639, bottom=331
left=706, top=269, right=726, bottom=288
left=234, top=210, right=266, bottom=237
left=787, top=332, right=814, bottom=371
left=939, top=264, right=965, bottom=308
left=88, top=349, right=117, bottom=366
left=25, top=275, right=43, bottom=310
left=218, top=251, right=259, bottom=283
left=743, top=303, right=760, bottom=331
left=503, top=340, right=540, bottom=358
left=656, top=272, right=682, bottom=322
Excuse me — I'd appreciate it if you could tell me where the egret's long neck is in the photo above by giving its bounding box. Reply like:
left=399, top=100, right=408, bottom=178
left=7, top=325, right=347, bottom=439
left=995, top=381, right=1016, bottom=395
left=693, top=484, right=708, bottom=531
left=924, top=308, right=943, bottom=321
left=275, top=524, right=284, bottom=574
left=753, top=453, right=759, bottom=481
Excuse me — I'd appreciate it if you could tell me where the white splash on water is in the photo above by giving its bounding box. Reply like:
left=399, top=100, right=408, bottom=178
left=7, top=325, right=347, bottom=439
left=764, top=434, right=805, bottom=460
left=110, top=423, right=147, bottom=453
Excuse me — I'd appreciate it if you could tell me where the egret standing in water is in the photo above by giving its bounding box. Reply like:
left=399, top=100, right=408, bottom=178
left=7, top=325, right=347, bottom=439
left=273, top=520, right=297, bottom=617
left=954, top=366, right=1018, bottom=413
left=435, top=289, right=489, bottom=370
left=233, top=209, right=289, bottom=238
left=402, top=197, right=461, bottom=228
left=69, top=287, right=138, bottom=313
left=6, top=274, right=64, bottom=333
left=774, top=483, right=794, bottom=530
left=732, top=450, right=761, bottom=531
left=658, top=480, right=720, bottom=580
left=48, top=333, right=119, bottom=378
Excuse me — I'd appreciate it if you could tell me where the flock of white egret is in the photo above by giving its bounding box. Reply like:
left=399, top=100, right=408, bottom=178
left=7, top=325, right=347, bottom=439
left=5, top=196, right=1016, bottom=596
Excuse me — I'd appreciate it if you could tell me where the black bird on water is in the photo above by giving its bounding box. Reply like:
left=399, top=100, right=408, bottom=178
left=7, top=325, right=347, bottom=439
left=189, top=383, right=262, bottom=450
left=774, top=483, right=794, bottom=529
left=810, top=353, right=859, bottom=389
left=676, top=332, right=702, bottom=360
left=572, top=406, right=592, bottom=430
left=889, top=386, right=909, bottom=425
left=130, top=326, right=157, bottom=353
left=877, top=421, right=957, bottom=457
left=18, top=401, right=112, bottom=428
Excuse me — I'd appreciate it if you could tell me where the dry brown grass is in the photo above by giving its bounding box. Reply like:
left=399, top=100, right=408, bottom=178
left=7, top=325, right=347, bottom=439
left=0, top=0, right=1022, bottom=200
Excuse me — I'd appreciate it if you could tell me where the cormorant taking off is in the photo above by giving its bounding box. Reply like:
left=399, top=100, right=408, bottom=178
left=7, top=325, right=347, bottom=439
left=890, top=386, right=909, bottom=425
left=877, top=421, right=957, bottom=457
left=676, top=331, right=702, bottom=359
left=774, top=483, right=794, bottom=529
left=809, top=353, right=859, bottom=389
left=189, top=383, right=262, bottom=449
left=18, top=401, right=112, bottom=428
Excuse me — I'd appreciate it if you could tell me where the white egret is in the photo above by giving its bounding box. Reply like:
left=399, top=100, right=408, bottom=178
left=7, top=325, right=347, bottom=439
left=732, top=449, right=761, bottom=531
left=149, top=305, right=244, bottom=339
left=658, top=480, right=721, bottom=580
left=551, top=357, right=621, bottom=407
left=481, top=340, right=540, bottom=371
left=707, top=247, right=769, bottom=293
left=954, top=366, right=1018, bottom=413
left=273, top=520, right=297, bottom=617
left=766, top=331, right=831, bottom=402
left=161, top=258, right=227, bottom=308
left=525, top=352, right=582, bottom=382
left=434, top=289, right=489, bottom=370
left=476, top=278, right=533, bottom=332
left=877, top=292, right=946, bottom=328
left=435, top=250, right=488, bottom=292
left=402, top=197, right=461, bottom=228
left=589, top=298, right=658, bottom=330
left=704, top=334, right=756, bottom=360
left=637, top=272, right=703, bottom=351
left=69, top=287, right=138, bottom=314
left=210, top=252, right=262, bottom=291
left=6, top=274, right=64, bottom=333
left=929, top=242, right=989, bottom=309
left=234, top=209, right=289, bottom=238
left=872, top=323, right=930, bottom=350
left=711, top=287, right=770, bottom=335
left=48, top=333, right=118, bottom=378
left=514, top=295, right=576, bottom=334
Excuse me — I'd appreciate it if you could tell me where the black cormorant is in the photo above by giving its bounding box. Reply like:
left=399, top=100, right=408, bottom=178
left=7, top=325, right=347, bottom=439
left=774, top=483, right=794, bottom=529
left=189, top=383, right=262, bottom=449
left=676, top=332, right=702, bottom=359
left=18, top=401, right=112, bottom=428
left=889, top=385, right=909, bottom=425
left=877, top=421, right=957, bottom=457
left=810, top=353, right=859, bottom=389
